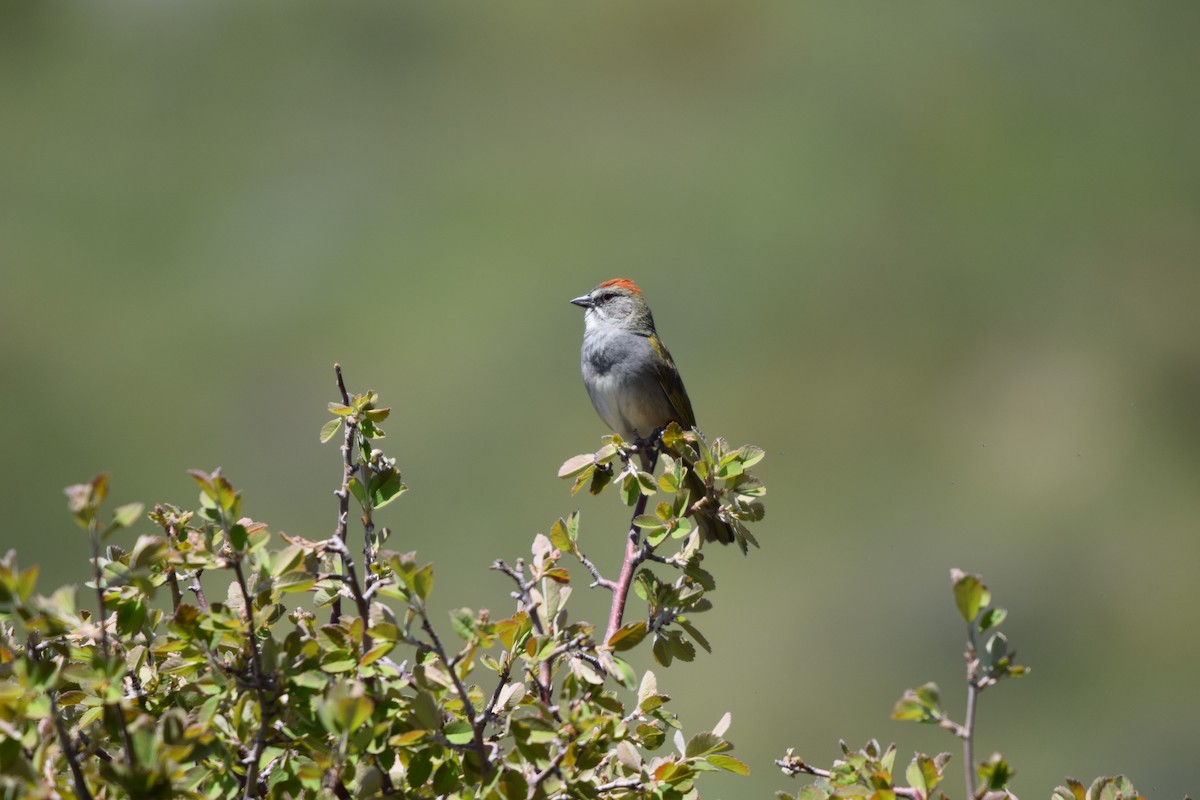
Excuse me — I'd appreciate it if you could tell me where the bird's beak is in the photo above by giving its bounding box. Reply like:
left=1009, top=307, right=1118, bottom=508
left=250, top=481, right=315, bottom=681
left=570, top=294, right=593, bottom=309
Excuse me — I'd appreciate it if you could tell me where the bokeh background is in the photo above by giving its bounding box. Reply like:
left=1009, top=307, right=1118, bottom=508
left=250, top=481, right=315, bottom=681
left=2, top=2, right=1197, bottom=797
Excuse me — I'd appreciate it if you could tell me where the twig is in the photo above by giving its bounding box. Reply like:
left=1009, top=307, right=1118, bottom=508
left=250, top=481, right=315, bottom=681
left=87, top=523, right=137, bottom=769
left=331, top=363, right=358, bottom=625
left=775, top=759, right=921, bottom=800
left=88, top=527, right=109, bottom=660
left=490, top=559, right=554, bottom=705
left=592, top=778, right=644, bottom=794
left=50, top=690, right=93, bottom=800
left=77, top=731, right=113, bottom=763
left=327, top=772, right=353, bottom=799
left=232, top=559, right=271, bottom=799
left=528, top=747, right=570, bottom=800
left=420, top=615, right=490, bottom=774
left=335, top=367, right=384, bottom=588
left=481, top=656, right=515, bottom=726
left=576, top=548, right=616, bottom=590
left=188, top=570, right=209, bottom=611
left=325, top=537, right=374, bottom=658
left=160, top=512, right=184, bottom=611
left=963, top=668, right=980, bottom=799
left=34, top=637, right=93, bottom=800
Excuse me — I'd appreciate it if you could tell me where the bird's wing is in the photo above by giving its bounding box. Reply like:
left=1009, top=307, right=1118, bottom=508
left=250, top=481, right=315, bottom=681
left=648, top=333, right=697, bottom=429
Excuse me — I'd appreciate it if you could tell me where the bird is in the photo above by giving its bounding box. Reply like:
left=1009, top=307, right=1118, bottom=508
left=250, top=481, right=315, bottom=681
left=570, top=278, right=736, bottom=547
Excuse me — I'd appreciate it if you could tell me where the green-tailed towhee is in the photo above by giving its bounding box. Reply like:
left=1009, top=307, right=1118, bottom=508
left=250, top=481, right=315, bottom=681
left=570, top=278, right=735, bottom=547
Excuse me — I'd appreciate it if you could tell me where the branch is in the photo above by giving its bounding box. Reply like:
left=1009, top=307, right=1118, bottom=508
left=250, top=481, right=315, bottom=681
left=86, top=524, right=137, bottom=770
left=527, top=746, right=570, bottom=800
left=491, top=558, right=554, bottom=705
left=963, top=656, right=980, bottom=800
left=481, top=655, right=515, bottom=727
left=575, top=547, right=616, bottom=591
left=604, top=452, right=658, bottom=643
left=591, top=778, right=644, bottom=794
left=34, top=637, right=93, bottom=800
left=158, top=511, right=184, bottom=612
left=420, top=614, right=490, bottom=774
left=325, top=538, right=374, bottom=658
left=87, top=525, right=109, bottom=660
left=775, top=758, right=921, bottom=800
left=186, top=569, right=209, bottom=610
left=232, top=559, right=271, bottom=800
left=330, top=363, right=358, bottom=625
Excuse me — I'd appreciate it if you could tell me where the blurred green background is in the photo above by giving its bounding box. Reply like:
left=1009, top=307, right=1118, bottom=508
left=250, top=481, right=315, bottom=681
left=2, top=2, right=1197, bottom=797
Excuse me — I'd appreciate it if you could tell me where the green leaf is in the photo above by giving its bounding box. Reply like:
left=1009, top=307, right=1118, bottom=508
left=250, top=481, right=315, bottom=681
left=558, top=454, right=594, bottom=479
left=977, top=753, right=1013, bottom=791
left=637, top=723, right=666, bottom=750
left=443, top=719, right=474, bottom=745
left=432, top=761, right=459, bottom=795
left=891, top=682, right=943, bottom=723
left=678, top=618, right=711, bottom=653
left=907, top=754, right=942, bottom=794
left=634, top=515, right=667, bottom=534
left=685, top=731, right=731, bottom=758
left=950, top=569, right=990, bottom=623
left=227, top=523, right=248, bottom=551
left=347, top=476, right=366, bottom=505
left=735, top=445, right=765, bottom=469
left=607, top=621, right=648, bottom=652
left=549, top=518, right=575, bottom=553
left=319, top=417, right=342, bottom=443
left=412, top=563, right=434, bottom=601
left=370, top=471, right=407, bottom=508
left=365, top=406, right=390, bottom=423
left=112, top=502, right=145, bottom=529
left=450, top=608, right=476, bottom=641
left=707, top=755, right=749, bottom=776
left=620, top=473, right=640, bottom=506
left=979, top=606, right=1007, bottom=631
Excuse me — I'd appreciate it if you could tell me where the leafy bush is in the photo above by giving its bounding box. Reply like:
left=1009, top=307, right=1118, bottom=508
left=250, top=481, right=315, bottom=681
left=0, top=366, right=763, bottom=799
left=0, top=366, right=1158, bottom=800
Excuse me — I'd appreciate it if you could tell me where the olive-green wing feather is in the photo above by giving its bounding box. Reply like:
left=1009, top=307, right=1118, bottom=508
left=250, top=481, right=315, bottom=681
left=648, top=333, right=697, bottom=429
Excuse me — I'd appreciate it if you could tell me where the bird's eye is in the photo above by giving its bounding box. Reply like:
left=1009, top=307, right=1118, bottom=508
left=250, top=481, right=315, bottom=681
left=597, top=291, right=615, bottom=302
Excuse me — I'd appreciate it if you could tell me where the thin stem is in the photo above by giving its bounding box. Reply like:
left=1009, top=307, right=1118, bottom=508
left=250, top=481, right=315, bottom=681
left=481, top=656, right=515, bottom=727
left=331, top=363, right=358, bottom=625
left=325, top=538, right=374, bottom=657
left=161, top=513, right=184, bottom=612
left=189, top=570, right=209, bottom=611
left=527, top=747, right=570, bottom=800
left=88, top=524, right=136, bottom=768
left=34, top=636, right=93, bottom=800
left=50, top=690, right=93, bottom=800
left=88, top=526, right=109, bottom=660
left=420, top=614, right=490, bottom=774
left=232, top=559, right=270, bottom=799
left=492, top=559, right=556, bottom=706
left=575, top=548, right=616, bottom=590
left=775, top=759, right=921, bottom=800
left=963, top=676, right=979, bottom=800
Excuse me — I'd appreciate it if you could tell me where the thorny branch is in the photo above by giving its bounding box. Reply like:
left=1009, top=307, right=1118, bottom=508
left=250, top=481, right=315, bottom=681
left=420, top=615, right=491, bottom=775
left=776, top=756, right=921, bottom=800
left=33, top=636, right=94, bottom=800
left=232, top=558, right=272, bottom=800
left=491, top=558, right=555, bottom=704
left=325, top=537, right=374, bottom=658
left=330, top=363, right=358, bottom=625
